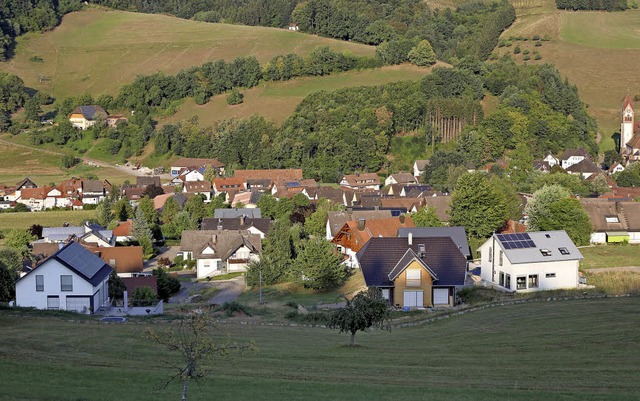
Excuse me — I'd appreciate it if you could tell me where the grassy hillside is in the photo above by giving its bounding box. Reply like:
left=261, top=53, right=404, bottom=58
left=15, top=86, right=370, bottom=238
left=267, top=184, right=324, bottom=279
left=0, top=7, right=375, bottom=99
left=495, top=9, right=640, bottom=153
left=0, top=210, right=96, bottom=231
left=162, top=63, right=441, bottom=127
left=0, top=135, right=135, bottom=186
left=1, top=297, right=639, bottom=400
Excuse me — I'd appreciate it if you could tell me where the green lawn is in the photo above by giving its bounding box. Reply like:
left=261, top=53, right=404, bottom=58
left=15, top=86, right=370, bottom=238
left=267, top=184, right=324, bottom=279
left=0, top=210, right=95, bottom=231
left=579, top=245, right=640, bottom=270
left=560, top=11, right=640, bottom=49
left=0, top=7, right=375, bottom=99
left=1, top=297, right=639, bottom=400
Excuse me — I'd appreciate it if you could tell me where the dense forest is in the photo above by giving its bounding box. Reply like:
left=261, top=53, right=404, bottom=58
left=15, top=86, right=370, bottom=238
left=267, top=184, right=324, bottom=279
left=90, top=0, right=515, bottom=63
left=146, top=59, right=596, bottom=182
left=0, top=0, right=82, bottom=60
left=555, top=0, right=627, bottom=11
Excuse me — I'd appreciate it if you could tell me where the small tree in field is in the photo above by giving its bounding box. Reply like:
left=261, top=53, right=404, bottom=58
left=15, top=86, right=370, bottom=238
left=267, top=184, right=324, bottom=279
left=146, top=312, right=255, bottom=401
left=328, top=288, right=391, bottom=346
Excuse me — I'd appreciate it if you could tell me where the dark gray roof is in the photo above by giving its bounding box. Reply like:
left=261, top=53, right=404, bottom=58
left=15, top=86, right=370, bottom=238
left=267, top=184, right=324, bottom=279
left=397, top=227, right=470, bottom=259
left=388, top=249, right=438, bottom=281
left=356, top=237, right=467, bottom=288
left=213, top=208, right=262, bottom=219
left=201, top=217, right=272, bottom=234
left=77, top=105, right=106, bottom=120
left=20, top=242, right=112, bottom=286
left=136, top=176, right=161, bottom=187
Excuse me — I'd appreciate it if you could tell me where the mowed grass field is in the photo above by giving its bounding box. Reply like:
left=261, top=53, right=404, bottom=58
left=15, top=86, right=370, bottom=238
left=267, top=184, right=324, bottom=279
left=0, top=210, right=95, bottom=231
left=0, top=7, right=375, bottom=99
left=579, top=245, right=640, bottom=270
left=0, top=136, right=135, bottom=186
left=163, top=63, right=440, bottom=126
left=495, top=9, right=640, bottom=152
left=1, top=297, right=639, bottom=400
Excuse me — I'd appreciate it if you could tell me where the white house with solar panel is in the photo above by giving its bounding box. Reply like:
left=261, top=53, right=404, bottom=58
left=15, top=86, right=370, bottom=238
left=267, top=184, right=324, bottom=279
left=15, top=242, right=113, bottom=314
left=477, top=231, right=583, bottom=292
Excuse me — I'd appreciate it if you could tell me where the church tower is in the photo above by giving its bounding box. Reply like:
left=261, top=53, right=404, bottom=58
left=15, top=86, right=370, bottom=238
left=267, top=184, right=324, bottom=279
left=621, top=94, right=635, bottom=155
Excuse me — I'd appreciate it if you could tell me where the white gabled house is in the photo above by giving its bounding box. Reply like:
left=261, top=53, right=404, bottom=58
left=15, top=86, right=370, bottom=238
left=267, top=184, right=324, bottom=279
left=15, top=242, right=113, bottom=314
left=477, top=231, right=582, bottom=292
left=179, top=230, right=262, bottom=279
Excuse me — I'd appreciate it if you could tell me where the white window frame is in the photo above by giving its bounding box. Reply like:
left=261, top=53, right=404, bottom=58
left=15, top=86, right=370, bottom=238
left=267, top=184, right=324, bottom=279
left=528, top=274, right=539, bottom=288
left=405, top=269, right=421, bottom=287
left=516, top=276, right=527, bottom=290
left=545, top=273, right=556, bottom=278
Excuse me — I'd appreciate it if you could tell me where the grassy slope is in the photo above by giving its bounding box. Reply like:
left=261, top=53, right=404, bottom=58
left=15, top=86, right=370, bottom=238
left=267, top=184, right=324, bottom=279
left=1, top=297, right=639, bottom=400
left=495, top=7, right=640, bottom=153
left=0, top=136, right=135, bottom=185
left=162, top=63, right=441, bottom=127
left=0, top=210, right=95, bottom=231
left=0, top=7, right=375, bottom=99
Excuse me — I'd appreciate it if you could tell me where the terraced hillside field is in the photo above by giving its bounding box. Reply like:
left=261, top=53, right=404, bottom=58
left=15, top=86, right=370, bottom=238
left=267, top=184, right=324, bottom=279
left=495, top=9, right=640, bottom=152
left=0, top=7, right=375, bottom=99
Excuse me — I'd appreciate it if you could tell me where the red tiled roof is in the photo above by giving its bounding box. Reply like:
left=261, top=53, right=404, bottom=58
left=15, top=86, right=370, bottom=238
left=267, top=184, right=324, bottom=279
left=113, top=220, right=132, bottom=237
left=234, top=169, right=303, bottom=183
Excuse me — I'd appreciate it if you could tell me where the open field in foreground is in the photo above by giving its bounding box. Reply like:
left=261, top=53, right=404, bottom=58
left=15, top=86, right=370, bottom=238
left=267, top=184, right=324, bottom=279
left=0, top=8, right=375, bottom=99
left=496, top=9, right=640, bottom=152
left=162, top=63, right=438, bottom=127
left=1, top=297, right=639, bottom=400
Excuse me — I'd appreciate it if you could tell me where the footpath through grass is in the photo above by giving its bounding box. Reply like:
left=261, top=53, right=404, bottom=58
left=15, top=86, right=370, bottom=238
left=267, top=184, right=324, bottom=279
left=1, top=297, right=639, bottom=400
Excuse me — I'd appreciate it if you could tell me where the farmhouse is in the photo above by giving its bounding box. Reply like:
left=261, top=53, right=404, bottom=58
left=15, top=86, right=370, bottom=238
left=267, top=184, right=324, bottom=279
left=477, top=231, right=582, bottom=292
left=68, top=105, right=108, bottom=130
left=15, top=242, right=112, bottom=314
left=356, top=236, right=468, bottom=308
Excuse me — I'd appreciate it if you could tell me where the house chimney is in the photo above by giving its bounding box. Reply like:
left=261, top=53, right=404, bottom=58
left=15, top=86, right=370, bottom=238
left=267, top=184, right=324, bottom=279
left=408, top=232, right=413, bottom=245
left=211, top=234, right=217, bottom=244
left=240, top=214, right=245, bottom=226
left=357, top=218, right=366, bottom=231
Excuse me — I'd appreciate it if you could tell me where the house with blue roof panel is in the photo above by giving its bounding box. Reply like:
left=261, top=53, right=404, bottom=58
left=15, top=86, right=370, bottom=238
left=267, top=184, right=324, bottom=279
left=15, top=242, right=113, bottom=314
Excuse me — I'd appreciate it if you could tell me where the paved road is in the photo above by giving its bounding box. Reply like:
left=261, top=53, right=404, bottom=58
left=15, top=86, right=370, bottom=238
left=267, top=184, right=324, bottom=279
left=208, top=277, right=246, bottom=305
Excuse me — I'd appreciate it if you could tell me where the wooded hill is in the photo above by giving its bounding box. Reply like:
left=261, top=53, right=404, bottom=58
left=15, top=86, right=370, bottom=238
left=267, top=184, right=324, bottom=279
left=0, top=0, right=82, bottom=60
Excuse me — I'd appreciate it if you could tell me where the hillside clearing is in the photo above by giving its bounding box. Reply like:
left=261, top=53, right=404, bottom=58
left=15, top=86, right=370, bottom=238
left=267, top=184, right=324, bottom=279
left=495, top=9, right=640, bottom=153
left=0, top=8, right=375, bottom=99
left=1, top=297, right=639, bottom=400
left=162, top=63, right=439, bottom=127
left=0, top=209, right=95, bottom=231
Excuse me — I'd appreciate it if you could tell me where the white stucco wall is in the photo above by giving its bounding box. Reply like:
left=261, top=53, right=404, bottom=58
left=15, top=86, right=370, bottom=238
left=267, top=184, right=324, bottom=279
left=478, top=240, right=579, bottom=292
left=15, top=259, right=107, bottom=313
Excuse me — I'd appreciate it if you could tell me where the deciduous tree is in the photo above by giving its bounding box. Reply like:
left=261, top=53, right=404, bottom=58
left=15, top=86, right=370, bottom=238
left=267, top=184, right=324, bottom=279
left=449, top=173, right=509, bottom=238
left=328, top=288, right=391, bottom=346
left=146, top=312, right=255, bottom=401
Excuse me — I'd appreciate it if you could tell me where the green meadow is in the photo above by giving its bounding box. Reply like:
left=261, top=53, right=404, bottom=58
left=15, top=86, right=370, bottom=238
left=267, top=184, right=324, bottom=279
left=1, top=297, right=639, bottom=400
left=0, top=7, right=375, bottom=99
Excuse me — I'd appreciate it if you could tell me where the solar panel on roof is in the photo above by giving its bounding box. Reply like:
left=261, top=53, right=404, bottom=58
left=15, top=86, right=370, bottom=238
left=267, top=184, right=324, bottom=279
left=497, top=232, right=536, bottom=250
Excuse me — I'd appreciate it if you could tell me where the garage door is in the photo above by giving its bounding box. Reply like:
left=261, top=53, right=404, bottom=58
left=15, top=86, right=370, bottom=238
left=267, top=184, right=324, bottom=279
left=66, top=297, right=91, bottom=313
left=403, top=291, right=423, bottom=308
left=433, top=288, right=449, bottom=305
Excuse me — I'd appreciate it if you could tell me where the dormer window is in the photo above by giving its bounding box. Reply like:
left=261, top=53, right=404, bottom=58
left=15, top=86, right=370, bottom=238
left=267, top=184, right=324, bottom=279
left=605, top=216, right=619, bottom=223
left=540, top=249, right=552, bottom=257
left=558, top=247, right=569, bottom=255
